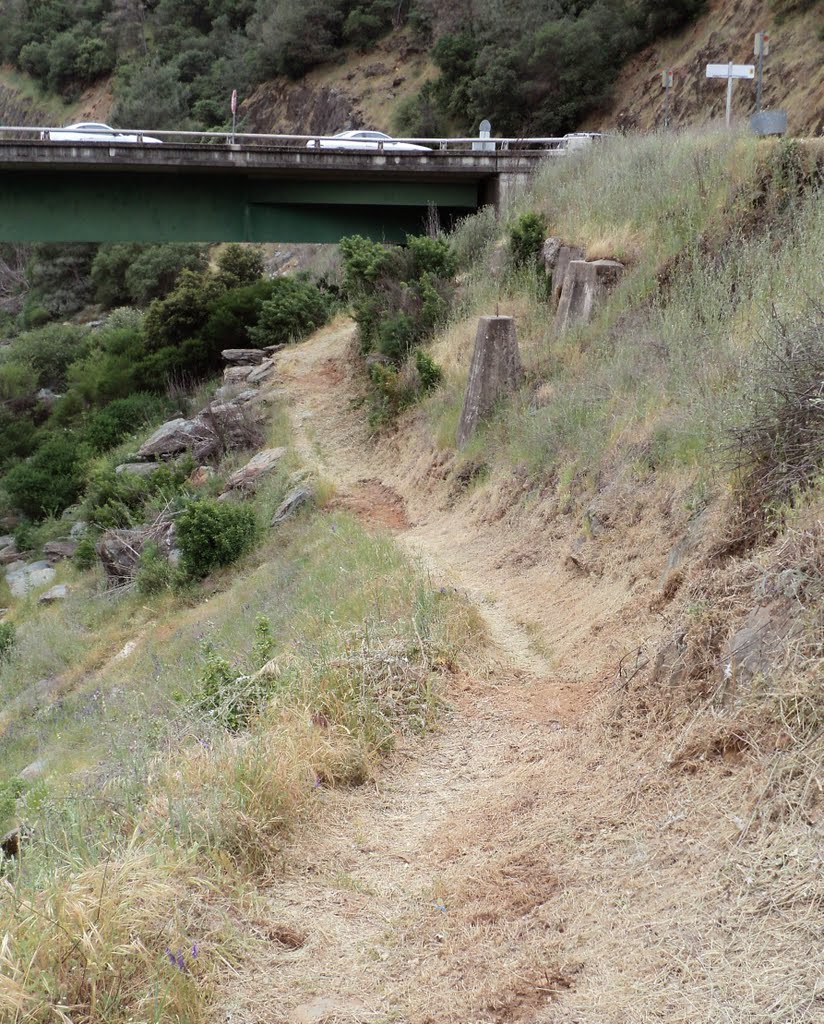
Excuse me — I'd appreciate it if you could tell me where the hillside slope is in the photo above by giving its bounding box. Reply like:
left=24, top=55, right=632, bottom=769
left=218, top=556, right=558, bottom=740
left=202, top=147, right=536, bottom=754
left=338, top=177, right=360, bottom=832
left=586, top=0, right=824, bottom=134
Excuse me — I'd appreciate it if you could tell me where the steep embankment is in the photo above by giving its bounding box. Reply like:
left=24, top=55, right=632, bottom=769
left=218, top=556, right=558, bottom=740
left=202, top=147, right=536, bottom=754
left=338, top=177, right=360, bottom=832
left=587, top=0, right=824, bottom=134
left=213, top=316, right=820, bottom=1024
left=0, top=65, right=115, bottom=128
left=240, top=28, right=436, bottom=136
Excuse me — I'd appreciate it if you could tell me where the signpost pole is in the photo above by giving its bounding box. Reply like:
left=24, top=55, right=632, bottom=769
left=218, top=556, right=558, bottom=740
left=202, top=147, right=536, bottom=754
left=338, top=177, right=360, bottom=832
left=662, top=70, right=672, bottom=129
left=725, top=61, right=734, bottom=128
left=231, top=89, right=238, bottom=144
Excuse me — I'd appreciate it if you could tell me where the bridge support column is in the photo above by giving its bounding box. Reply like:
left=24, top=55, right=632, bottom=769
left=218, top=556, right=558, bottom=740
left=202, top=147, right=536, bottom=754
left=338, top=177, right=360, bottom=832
left=482, top=172, right=530, bottom=213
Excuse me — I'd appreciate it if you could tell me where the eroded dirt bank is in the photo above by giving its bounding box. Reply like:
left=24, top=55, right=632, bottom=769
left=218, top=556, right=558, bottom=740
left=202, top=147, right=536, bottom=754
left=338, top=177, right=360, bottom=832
left=215, top=321, right=819, bottom=1024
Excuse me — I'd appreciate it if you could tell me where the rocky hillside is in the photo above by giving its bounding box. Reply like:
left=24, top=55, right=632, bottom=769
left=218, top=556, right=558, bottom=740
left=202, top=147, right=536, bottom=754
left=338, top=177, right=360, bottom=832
left=587, top=0, right=824, bottom=134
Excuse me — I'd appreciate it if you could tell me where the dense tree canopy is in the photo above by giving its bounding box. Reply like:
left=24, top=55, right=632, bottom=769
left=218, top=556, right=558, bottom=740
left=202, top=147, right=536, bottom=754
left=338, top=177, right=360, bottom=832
left=0, top=0, right=705, bottom=132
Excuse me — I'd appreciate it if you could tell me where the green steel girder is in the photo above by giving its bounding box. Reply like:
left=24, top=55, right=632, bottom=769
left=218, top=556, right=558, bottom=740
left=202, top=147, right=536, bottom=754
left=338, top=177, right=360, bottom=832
left=0, top=171, right=480, bottom=242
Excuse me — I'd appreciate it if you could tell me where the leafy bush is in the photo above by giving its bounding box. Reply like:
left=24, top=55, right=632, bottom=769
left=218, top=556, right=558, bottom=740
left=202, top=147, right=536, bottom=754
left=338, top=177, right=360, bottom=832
left=143, top=270, right=221, bottom=349
left=91, top=244, right=208, bottom=308
left=200, top=279, right=278, bottom=353
left=135, top=542, right=180, bottom=595
left=0, top=622, right=16, bottom=662
left=7, top=324, right=90, bottom=390
left=83, top=462, right=191, bottom=531
left=176, top=499, right=257, bottom=579
left=3, top=436, right=86, bottom=519
left=508, top=212, right=547, bottom=268
left=72, top=534, right=98, bottom=571
left=85, top=394, right=171, bottom=453
left=415, top=349, right=443, bottom=392
left=247, top=278, right=332, bottom=347
left=216, top=245, right=265, bottom=289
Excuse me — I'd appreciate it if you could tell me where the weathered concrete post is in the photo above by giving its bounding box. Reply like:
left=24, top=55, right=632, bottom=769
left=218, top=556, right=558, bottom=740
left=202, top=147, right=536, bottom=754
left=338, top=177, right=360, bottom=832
left=555, top=259, right=624, bottom=333
left=457, top=316, right=523, bottom=446
left=543, top=241, right=585, bottom=307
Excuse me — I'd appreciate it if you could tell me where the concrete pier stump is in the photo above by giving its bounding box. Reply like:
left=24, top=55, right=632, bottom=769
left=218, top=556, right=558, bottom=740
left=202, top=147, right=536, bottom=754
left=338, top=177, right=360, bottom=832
left=555, top=259, right=624, bottom=332
left=457, top=316, right=523, bottom=446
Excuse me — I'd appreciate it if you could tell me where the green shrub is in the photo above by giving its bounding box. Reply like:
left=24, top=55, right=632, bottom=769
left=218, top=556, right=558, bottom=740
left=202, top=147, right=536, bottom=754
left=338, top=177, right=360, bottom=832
left=248, top=278, right=332, bottom=347
left=367, top=362, right=416, bottom=428
left=407, top=234, right=458, bottom=279
left=415, top=350, right=443, bottom=392
left=378, top=311, right=416, bottom=361
left=72, top=533, right=98, bottom=571
left=85, top=394, right=170, bottom=453
left=200, top=279, right=278, bottom=353
left=3, top=436, right=86, bottom=520
left=176, top=499, right=257, bottom=579
left=143, top=270, right=221, bottom=350
left=0, top=622, right=16, bottom=662
left=7, top=323, right=90, bottom=390
left=135, top=542, right=180, bottom=595
left=216, top=245, right=265, bottom=289
left=83, top=462, right=191, bottom=531
left=508, top=211, right=547, bottom=268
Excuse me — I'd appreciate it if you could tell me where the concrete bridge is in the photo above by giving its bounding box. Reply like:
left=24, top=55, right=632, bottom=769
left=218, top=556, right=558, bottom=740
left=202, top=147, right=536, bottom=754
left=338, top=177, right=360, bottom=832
left=0, top=132, right=560, bottom=243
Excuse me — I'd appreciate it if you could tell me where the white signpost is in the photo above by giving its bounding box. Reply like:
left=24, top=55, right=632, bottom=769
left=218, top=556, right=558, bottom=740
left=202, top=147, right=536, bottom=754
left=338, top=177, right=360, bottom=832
left=706, top=62, right=756, bottom=128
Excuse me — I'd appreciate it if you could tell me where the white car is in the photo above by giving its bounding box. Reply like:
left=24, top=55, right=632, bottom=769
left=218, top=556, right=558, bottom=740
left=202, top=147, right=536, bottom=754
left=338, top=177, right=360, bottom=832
left=42, top=122, right=163, bottom=144
left=306, top=130, right=430, bottom=152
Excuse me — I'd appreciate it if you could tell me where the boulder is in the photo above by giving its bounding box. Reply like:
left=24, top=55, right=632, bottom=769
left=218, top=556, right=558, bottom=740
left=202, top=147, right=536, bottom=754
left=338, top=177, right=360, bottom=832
left=137, top=417, right=201, bottom=460
left=246, top=358, right=277, bottom=385
left=96, top=520, right=176, bottom=588
left=193, top=402, right=264, bottom=461
left=115, top=462, right=162, bottom=477
left=0, top=544, right=19, bottom=566
left=70, top=521, right=89, bottom=540
left=39, top=584, right=70, bottom=604
left=222, top=447, right=287, bottom=495
left=271, top=486, right=314, bottom=526
left=5, top=561, right=56, bottom=598
left=222, top=348, right=265, bottom=366
left=43, top=540, right=78, bottom=562
left=555, top=259, right=624, bottom=332
left=19, top=759, right=47, bottom=781
left=223, top=366, right=253, bottom=386
left=263, top=343, right=287, bottom=355
left=0, top=535, right=13, bottom=549
left=456, top=316, right=523, bottom=446
left=721, top=601, right=796, bottom=694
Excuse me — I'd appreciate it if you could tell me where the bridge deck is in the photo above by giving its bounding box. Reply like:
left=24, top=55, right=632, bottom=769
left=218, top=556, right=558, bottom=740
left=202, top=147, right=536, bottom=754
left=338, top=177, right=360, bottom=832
left=0, top=143, right=550, bottom=243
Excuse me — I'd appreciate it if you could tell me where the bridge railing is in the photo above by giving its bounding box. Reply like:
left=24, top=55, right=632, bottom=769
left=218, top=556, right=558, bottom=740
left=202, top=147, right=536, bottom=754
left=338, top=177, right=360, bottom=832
left=0, top=125, right=579, bottom=153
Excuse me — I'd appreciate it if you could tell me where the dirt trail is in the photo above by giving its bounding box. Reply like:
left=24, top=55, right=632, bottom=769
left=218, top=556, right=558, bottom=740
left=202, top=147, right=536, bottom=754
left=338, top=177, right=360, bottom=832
left=214, top=321, right=594, bottom=1023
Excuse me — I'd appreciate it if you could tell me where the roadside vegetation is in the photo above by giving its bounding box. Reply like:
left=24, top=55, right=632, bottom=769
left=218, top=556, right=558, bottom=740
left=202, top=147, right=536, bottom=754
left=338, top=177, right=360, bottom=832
left=0, top=0, right=707, bottom=134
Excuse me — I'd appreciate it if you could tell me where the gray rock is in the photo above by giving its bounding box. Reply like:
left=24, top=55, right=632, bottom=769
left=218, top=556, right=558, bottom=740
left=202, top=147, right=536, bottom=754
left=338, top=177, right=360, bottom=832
left=96, top=520, right=177, bottom=587
left=222, top=447, right=287, bottom=494
left=0, top=544, right=19, bottom=566
left=6, top=561, right=56, bottom=598
left=43, top=540, right=78, bottom=562
left=222, top=348, right=265, bottom=365
left=39, top=584, right=70, bottom=604
left=19, top=759, right=47, bottom=781
left=263, top=343, right=287, bottom=355
left=246, top=358, right=277, bottom=385
left=271, top=486, right=314, bottom=526
left=70, top=521, right=89, bottom=540
left=721, top=601, right=796, bottom=694
left=457, top=316, right=523, bottom=446
left=115, top=462, right=162, bottom=477
left=137, top=417, right=201, bottom=460
left=223, top=366, right=253, bottom=386
left=556, top=259, right=624, bottom=332
left=36, top=387, right=62, bottom=406
left=0, top=535, right=14, bottom=549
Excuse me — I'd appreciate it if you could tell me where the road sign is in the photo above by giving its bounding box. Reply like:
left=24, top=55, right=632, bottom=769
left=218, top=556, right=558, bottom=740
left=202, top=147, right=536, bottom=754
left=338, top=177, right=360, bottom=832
left=706, top=63, right=755, bottom=79
left=754, top=32, right=769, bottom=57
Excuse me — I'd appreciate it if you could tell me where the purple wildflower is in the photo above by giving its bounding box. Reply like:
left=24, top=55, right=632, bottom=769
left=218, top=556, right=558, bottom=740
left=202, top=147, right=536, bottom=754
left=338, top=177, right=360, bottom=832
left=191, top=942, right=199, bottom=959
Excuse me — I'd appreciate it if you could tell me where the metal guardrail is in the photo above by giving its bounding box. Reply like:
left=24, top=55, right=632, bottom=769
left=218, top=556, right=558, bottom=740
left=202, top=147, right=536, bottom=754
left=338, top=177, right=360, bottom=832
left=0, top=125, right=576, bottom=152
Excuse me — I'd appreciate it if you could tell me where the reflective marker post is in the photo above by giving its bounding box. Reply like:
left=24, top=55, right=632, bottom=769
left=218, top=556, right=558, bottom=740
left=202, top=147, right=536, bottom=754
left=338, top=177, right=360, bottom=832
left=230, top=89, right=238, bottom=144
left=661, top=70, right=673, bottom=129
left=754, top=32, right=770, bottom=114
